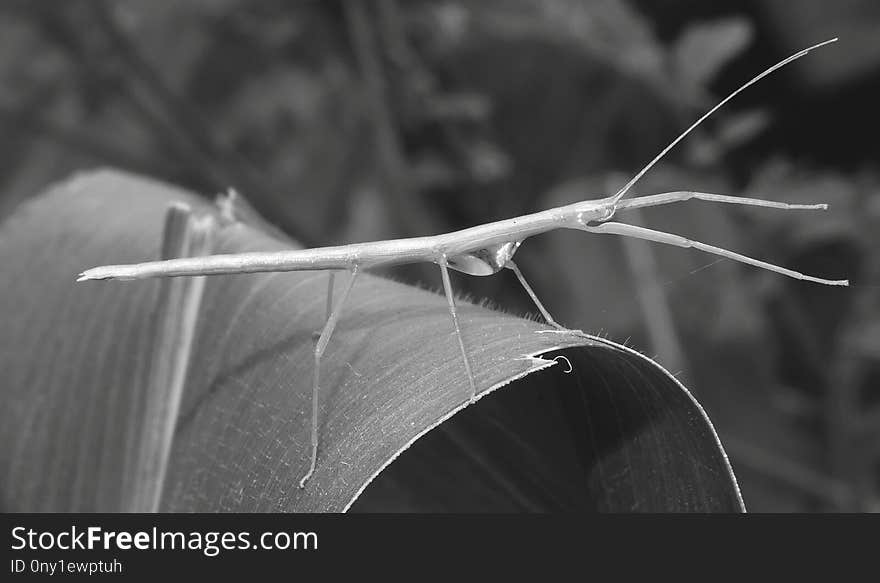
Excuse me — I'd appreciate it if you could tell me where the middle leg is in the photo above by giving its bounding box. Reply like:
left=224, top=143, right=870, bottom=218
left=438, top=254, right=478, bottom=403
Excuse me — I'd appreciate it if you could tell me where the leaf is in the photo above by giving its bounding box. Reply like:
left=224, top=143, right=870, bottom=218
left=0, top=169, right=743, bottom=512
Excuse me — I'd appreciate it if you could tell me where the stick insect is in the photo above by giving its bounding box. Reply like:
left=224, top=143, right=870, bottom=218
left=78, top=39, right=848, bottom=488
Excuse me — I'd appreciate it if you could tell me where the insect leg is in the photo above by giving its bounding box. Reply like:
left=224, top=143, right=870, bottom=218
left=609, top=39, right=836, bottom=204
left=582, top=221, right=848, bottom=286
left=313, top=271, right=337, bottom=341
left=616, top=190, right=831, bottom=213
left=325, top=271, right=336, bottom=321
left=438, top=254, right=478, bottom=403
left=299, top=265, right=360, bottom=488
left=505, top=260, right=565, bottom=329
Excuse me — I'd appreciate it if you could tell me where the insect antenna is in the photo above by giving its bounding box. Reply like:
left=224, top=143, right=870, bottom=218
left=610, top=38, right=838, bottom=205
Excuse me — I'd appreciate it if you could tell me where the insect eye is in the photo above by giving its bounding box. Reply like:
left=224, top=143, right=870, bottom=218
left=595, top=206, right=616, bottom=223
left=578, top=206, right=615, bottom=228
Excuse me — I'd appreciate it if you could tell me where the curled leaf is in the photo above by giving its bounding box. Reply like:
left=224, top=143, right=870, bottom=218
left=0, top=170, right=743, bottom=512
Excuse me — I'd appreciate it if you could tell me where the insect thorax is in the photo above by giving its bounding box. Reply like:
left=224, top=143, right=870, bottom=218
left=446, top=241, right=522, bottom=276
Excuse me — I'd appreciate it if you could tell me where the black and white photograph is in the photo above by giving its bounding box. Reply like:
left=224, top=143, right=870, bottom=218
left=1, top=0, right=878, bottom=560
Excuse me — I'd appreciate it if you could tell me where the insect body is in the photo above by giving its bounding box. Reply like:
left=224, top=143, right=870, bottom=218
left=78, top=39, right=847, bottom=489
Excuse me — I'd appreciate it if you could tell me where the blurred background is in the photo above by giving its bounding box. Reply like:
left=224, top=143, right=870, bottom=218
left=0, top=0, right=877, bottom=511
